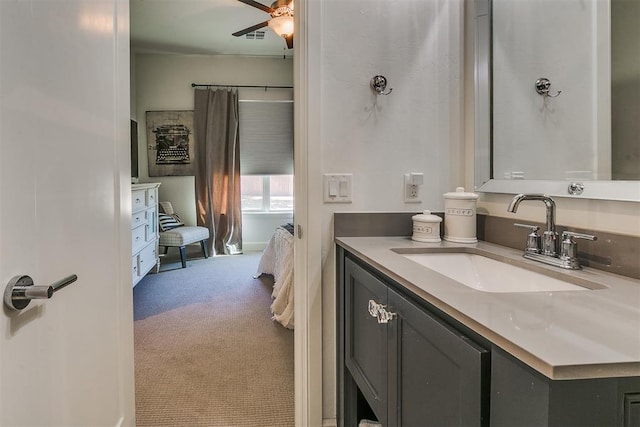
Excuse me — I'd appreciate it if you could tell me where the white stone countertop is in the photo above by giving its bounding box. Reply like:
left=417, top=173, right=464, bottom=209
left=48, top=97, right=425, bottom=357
left=336, top=236, right=640, bottom=380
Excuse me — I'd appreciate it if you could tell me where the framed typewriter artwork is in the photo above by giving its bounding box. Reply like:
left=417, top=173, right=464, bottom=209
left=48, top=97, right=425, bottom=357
left=146, top=110, right=195, bottom=176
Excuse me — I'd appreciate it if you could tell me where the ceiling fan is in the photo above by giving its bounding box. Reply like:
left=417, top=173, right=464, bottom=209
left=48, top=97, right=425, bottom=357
left=232, top=0, right=294, bottom=49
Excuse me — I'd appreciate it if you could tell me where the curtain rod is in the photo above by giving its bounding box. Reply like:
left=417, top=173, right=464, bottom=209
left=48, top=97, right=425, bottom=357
left=191, top=83, right=293, bottom=90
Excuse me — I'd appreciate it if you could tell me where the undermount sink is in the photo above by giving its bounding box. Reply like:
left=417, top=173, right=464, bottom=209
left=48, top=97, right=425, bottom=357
left=398, top=251, right=597, bottom=293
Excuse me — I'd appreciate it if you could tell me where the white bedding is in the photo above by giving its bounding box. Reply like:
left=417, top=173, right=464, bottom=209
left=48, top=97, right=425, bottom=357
left=256, top=226, right=294, bottom=329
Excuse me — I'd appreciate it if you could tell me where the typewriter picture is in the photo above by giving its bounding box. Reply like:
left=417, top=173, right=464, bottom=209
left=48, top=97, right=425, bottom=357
left=146, top=110, right=195, bottom=177
left=153, top=124, right=191, bottom=165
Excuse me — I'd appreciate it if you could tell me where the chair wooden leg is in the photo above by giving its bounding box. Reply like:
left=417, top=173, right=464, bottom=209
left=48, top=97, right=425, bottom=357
left=201, top=239, right=209, bottom=259
left=179, top=246, right=187, bottom=268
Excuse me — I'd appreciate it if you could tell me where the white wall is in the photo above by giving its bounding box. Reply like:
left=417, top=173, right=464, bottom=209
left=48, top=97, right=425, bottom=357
left=315, top=0, right=465, bottom=419
left=243, top=212, right=293, bottom=251
left=134, top=54, right=293, bottom=247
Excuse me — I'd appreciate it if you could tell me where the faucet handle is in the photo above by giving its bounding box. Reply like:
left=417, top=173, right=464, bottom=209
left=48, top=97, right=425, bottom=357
left=514, top=223, right=541, bottom=254
left=560, top=231, right=597, bottom=267
left=562, top=231, right=597, bottom=242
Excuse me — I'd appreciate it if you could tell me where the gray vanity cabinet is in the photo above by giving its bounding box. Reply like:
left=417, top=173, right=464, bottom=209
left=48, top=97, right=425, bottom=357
left=491, top=348, right=640, bottom=427
left=337, top=245, right=640, bottom=427
left=343, top=256, right=490, bottom=427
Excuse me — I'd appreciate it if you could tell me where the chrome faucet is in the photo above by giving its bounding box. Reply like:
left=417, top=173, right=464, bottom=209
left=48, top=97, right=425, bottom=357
left=507, top=193, right=596, bottom=269
left=507, top=194, right=557, bottom=255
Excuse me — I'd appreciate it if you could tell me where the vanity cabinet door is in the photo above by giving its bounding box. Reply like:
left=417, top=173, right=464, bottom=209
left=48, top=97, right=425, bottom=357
left=344, top=258, right=389, bottom=425
left=387, top=288, right=490, bottom=427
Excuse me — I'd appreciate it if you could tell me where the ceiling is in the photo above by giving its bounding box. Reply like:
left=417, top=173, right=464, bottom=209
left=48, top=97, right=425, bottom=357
left=130, top=0, right=294, bottom=57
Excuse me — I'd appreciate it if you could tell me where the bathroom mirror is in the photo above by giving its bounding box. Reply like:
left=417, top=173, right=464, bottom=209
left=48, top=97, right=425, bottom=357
left=474, top=0, right=640, bottom=202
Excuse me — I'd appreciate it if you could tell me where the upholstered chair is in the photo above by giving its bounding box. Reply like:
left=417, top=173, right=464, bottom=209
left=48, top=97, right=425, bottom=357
left=158, top=201, right=209, bottom=268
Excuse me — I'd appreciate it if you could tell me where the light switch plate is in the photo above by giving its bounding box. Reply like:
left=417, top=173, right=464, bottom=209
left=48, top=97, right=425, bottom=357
left=323, top=173, right=352, bottom=203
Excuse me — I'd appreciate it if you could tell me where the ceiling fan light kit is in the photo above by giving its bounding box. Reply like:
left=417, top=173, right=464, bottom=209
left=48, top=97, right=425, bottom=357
left=233, top=0, right=295, bottom=49
left=268, top=15, right=294, bottom=38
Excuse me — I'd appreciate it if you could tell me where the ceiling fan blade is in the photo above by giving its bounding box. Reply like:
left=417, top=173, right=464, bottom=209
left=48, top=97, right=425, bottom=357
left=285, top=34, right=293, bottom=49
left=236, top=0, right=274, bottom=14
left=232, top=20, right=270, bottom=37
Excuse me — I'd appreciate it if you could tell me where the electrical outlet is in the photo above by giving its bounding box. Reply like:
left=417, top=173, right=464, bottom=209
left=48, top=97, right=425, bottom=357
left=404, top=174, right=421, bottom=203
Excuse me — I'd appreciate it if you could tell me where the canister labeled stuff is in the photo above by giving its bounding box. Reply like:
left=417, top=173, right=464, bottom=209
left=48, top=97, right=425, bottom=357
left=443, top=187, right=479, bottom=243
left=411, top=210, right=442, bottom=243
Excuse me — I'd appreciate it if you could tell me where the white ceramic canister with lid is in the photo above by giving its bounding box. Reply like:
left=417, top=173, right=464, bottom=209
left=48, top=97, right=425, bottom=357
left=443, top=187, right=479, bottom=243
left=411, top=210, right=442, bottom=243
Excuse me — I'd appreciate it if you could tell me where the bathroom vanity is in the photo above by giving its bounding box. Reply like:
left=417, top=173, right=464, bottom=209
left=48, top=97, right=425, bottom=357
left=336, top=237, right=640, bottom=427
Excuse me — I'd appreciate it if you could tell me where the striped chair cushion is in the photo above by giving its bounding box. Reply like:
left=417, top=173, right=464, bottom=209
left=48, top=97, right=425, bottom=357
left=158, top=212, right=184, bottom=231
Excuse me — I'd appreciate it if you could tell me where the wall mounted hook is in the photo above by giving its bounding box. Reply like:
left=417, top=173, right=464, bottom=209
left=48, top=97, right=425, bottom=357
left=535, top=77, right=562, bottom=98
left=370, top=75, right=393, bottom=95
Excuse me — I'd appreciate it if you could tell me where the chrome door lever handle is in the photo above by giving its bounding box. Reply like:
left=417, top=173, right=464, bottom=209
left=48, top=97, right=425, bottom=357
left=4, top=274, right=78, bottom=311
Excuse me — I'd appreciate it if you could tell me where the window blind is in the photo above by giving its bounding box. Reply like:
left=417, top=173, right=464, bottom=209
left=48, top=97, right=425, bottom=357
left=239, top=100, right=293, bottom=175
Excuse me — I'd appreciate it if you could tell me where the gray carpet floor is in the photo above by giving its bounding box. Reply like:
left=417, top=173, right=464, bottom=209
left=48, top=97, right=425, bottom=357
left=133, top=252, right=294, bottom=426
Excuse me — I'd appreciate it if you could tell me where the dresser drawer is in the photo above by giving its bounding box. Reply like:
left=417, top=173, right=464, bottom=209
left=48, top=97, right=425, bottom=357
left=132, top=224, right=146, bottom=254
left=132, top=211, right=146, bottom=229
left=146, top=187, right=157, bottom=207
left=132, top=189, right=146, bottom=212
left=132, top=255, right=139, bottom=283
left=138, top=242, right=158, bottom=277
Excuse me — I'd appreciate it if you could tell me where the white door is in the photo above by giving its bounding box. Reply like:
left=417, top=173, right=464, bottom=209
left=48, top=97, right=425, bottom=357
left=0, top=2, right=135, bottom=426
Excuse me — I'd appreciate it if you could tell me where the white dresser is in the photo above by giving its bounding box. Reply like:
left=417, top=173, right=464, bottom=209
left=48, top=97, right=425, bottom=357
left=132, top=183, right=161, bottom=286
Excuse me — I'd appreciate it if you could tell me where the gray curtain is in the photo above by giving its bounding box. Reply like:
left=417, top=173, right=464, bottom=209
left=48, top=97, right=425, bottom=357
left=193, top=88, right=242, bottom=255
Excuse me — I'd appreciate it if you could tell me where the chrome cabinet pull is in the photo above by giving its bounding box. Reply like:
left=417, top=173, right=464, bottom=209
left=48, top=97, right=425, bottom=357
left=377, top=308, right=397, bottom=324
left=368, top=299, right=381, bottom=318
left=4, top=274, right=78, bottom=311
left=367, top=299, right=397, bottom=324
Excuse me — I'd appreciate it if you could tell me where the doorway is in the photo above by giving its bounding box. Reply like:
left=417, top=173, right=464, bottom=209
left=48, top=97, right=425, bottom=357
left=129, top=1, right=298, bottom=424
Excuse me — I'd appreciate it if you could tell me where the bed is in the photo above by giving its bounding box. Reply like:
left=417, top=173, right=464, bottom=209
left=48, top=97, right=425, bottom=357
left=255, top=223, right=294, bottom=329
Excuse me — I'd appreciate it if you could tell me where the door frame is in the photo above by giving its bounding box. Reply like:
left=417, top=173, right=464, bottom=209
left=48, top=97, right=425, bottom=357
left=293, top=0, right=323, bottom=424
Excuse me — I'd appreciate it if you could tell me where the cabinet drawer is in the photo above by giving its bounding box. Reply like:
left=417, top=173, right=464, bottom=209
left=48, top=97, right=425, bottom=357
left=132, top=189, right=146, bottom=212
left=146, top=187, right=157, bottom=207
left=132, top=211, right=145, bottom=229
left=132, top=255, right=139, bottom=283
left=138, top=242, right=157, bottom=277
left=132, top=224, right=146, bottom=254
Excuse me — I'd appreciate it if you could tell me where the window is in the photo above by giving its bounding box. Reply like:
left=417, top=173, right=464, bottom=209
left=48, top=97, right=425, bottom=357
left=239, top=100, right=293, bottom=175
left=238, top=98, right=293, bottom=213
left=241, top=175, right=293, bottom=212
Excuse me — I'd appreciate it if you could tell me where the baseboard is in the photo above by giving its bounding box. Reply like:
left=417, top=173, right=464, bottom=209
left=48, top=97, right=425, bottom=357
left=323, top=418, right=337, bottom=427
